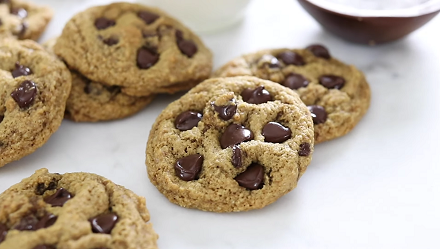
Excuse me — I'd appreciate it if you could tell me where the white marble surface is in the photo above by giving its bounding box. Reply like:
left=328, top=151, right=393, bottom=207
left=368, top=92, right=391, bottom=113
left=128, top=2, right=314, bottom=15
left=1, top=0, right=440, bottom=248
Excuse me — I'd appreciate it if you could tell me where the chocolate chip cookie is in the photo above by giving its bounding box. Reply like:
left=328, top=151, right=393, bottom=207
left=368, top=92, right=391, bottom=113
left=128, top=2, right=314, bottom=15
left=146, top=76, right=314, bottom=212
left=0, top=39, right=71, bottom=168
left=0, top=168, right=158, bottom=249
left=44, top=38, right=155, bottom=122
left=0, top=0, right=53, bottom=40
left=54, top=2, right=212, bottom=97
left=213, top=45, right=371, bottom=143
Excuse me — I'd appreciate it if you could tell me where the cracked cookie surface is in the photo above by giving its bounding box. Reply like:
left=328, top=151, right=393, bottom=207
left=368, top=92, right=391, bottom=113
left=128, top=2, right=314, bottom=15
left=146, top=76, right=314, bottom=212
left=0, top=39, right=71, bottom=168
left=54, top=2, right=212, bottom=97
left=213, top=45, right=371, bottom=143
left=0, top=0, right=53, bottom=40
left=0, top=168, right=158, bottom=249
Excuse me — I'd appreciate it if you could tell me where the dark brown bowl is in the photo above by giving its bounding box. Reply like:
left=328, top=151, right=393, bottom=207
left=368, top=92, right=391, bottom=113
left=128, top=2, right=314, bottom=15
left=298, top=0, right=440, bottom=45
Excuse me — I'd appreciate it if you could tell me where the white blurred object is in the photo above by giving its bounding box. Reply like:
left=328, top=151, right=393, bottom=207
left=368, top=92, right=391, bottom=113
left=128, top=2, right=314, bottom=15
left=144, top=0, right=252, bottom=33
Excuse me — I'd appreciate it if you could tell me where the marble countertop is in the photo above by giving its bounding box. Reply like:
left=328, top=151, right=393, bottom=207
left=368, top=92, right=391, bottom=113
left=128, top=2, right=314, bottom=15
left=1, top=0, right=439, bottom=248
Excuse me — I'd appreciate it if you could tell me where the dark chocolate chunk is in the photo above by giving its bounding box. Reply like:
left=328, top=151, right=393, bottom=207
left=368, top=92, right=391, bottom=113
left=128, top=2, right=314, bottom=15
left=262, top=122, right=292, bottom=143
left=278, top=51, right=305, bottom=66
left=89, top=213, right=118, bottom=234
left=319, top=75, right=345, bottom=89
left=174, top=111, right=202, bottom=131
left=213, top=104, right=237, bottom=121
left=11, top=8, right=27, bottom=18
left=13, top=215, right=38, bottom=231
left=177, top=40, right=198, bottom=58
left=32, top=245, right=56, bottom=249
left=44, top=188, right=73, bottom=207
left=306, top=44, right=331, bottom=59
left=283, top=73, right=309, bottom=90
left=103, top=37, right=118, bottom=46
left=175, top=30, right=184, bottom=41
left=235, top=164, right=264, bottom=190
left=174, top=154, right=204, bottom=181
left=12, top=62, right=32, bottom=78
left=0, top=223, right=7, bottom=243
left=94, top=18, right=115, bottom=30
left=241, top=86, right=272, bottom=104
left=220, top=124, right=254, bottom=149
left=231, top=145, right=242, bottom=168
left=34, top=213, right=57, bottom=230
left=308, top=105, right=327, bottom=124
left=298, top=143, right=311, bottom=156
left=138, top=11, right=159, bottom=24
left=11, top=80, right=37, bottom=108
left=136, top=47, right=159, bottom=69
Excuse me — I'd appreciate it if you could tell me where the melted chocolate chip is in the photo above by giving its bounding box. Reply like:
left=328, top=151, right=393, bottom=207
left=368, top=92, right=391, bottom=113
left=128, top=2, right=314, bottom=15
left=13, top=215, right=38, bottom=231
left=32, top=245, right=56, bottom=249
left=278, top=51, right=305, bottom=66
left=213, top=104, right=237, bottom=121
left=258, top=55, right=281, bottom=68
left=174, top=154, right=203, bottom=181
left=232, top=145, right=242, bottom=168
left=308, top=105, right=327, bottom=124
left=306, top=44, right=331, bottom=59
left=0, top=223, right=7, bottom=243
left=94, top=18, right=115, bottom=30
left=89, top=213, right=118, bottom=234
left=235, top=164, right=264, bottom=190
left=11, top=8, right=27, bottom=18
left=220, top=124, right=254, bottom=149
left=137, top=47, right=159, bottom=69
left=262, top=122, right=292, bottom=143
left=298, top=143, right=311, bottom=157
left=11, top=80, right=37, bottom=108
left=44, top=188, right=73, bottom=207
left=241, top=86, right=272, bottom=104
left=34, top=213, right=57, bottom=230
left=283, top=73, right=310, bottom=90
left=319, top=75, right=345, bottom=89
left=138, top=11, right=159, bottom=24
left=12, top=62, right=32, bottom=78
left=174, top=111, right=202, bottom=131
left=103, top=37, right=118, bottom=46
left=177, top=40, right=198, bottom=58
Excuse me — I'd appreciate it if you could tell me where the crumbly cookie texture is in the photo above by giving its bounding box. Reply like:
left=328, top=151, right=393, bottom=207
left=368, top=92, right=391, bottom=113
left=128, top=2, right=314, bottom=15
left=213, top=45, right=371, bottom=143
left=44, top=38, right=155, bottom=122
left=0, top=0, right=53, bottom=40
left=146, top=76, right=314, bottom=212
left=54, top=2, right=213, bottom=97
left=0, top=168, right=158, bottom=249
left=0, top=39, right=71, bottom=168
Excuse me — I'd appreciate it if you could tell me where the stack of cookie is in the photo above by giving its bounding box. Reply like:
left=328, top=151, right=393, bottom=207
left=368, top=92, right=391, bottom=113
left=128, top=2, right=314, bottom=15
left=51, top=2, right=213, bottom=122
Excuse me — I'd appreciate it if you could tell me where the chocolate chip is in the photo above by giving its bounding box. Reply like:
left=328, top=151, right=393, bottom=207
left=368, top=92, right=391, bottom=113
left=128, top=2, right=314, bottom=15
left=44, top=188, right=73, bottom=207
left=0, top=115, right=3, bottom=123
left=34, top=213, right=57, bottom=230
left=47, top=181, right=57, bottom=190
left=103, top=37, right=118, bottom=46
left=319, top=75, right=345, bottom=89
left=17, top=22, right=27, bottom=37
left=32, top=245, right=56, bottom=249
left=36, top=183, right=46, bottom=195
left=283, top=73, right=309, bottom=90
left=278, top=51, right=305, bottom=66
left=259, top=55, right=280, bottom=68
left=308, top=105, right=327, bottom=124
left=0, top=223, right=7, bottom=243
left=12, top=62, right=32, bottom=78
left=174, top=154, right=203, bottom=181
left=306, top=44, right=331, bottom=59
left=138, top=11, right=159, bottom=24
left=13, top=215, right=38, bottom=231
left=174, top=111, right=202, bottom=131
left=213, top=104, right=237, bottom=121
left=298, top=143, right=311, bottom=157
left=262, top=122, right=292, bottom=143
left=220, top=124, right=254, bottom=149
left=175, top=30, right=183, bottom=41
left=11, top=80, right=37, bottom=108
left=232, top=145, right=242, bottom=168
left=11, top=8, right=27, bottom=18
left=177, top=40, right=198, bottom=58
left=94, top=18, right=115, bottom=30
left=89, top=213, right=118, bottom=234
left=241, top=86, right=272, bottom=104
left=235, top=164, right=264, bottom=190
left=136, top=47, right=159, bottom=69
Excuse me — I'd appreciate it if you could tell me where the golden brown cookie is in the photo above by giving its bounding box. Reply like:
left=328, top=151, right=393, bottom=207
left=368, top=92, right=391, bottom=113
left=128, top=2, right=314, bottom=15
left=0, top=168, right=158, bottom=249
left=0, top=39, right=71, bottom=168
left=54, top=2, right=212, bottom=97
left=146, top=76, right=314, bottom=212
left=213, top=45, right=371, bottom=143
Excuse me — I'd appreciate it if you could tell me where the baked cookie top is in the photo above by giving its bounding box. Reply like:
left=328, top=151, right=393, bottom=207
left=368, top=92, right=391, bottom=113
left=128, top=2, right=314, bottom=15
left=0, top=0, right=53, bottom=40
left=54, top=2, right=213, bottom=97
left=146, top=76, right=314, bottom=212
left=213, top=45, right=371, bottom=143
left=0, top=168, right=158, bottom=249
left=0, top=39, right=71, bottom=168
